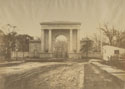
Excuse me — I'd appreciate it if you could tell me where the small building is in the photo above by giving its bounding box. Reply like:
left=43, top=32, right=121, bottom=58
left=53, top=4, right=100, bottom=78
left=103, top=45, right=125, bottom=61
left=29, top=40, right=41, bottom=58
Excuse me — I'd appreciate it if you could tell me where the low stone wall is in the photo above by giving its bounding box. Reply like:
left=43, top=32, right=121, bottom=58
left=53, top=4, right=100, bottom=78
left=91, top=62, right=125, bottom=88
left=0, top=61, right=24, bottom=67
left=11, top=52, right=29, bottom=58
left=40, top=53, right=53, bottom=58
left=81, top=52, right=101, bottom=58
left=68, top=53, right=81, bottom=59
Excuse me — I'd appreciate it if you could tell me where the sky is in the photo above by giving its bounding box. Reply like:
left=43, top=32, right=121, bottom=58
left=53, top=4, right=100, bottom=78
left=0, top=0, right=125, bottom=38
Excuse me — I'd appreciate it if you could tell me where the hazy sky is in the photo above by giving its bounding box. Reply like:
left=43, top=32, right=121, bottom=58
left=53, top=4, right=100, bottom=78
left=0, top=0, right=125, bottom=38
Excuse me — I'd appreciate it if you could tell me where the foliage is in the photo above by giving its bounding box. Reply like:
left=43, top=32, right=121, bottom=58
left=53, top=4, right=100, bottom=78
left=92, top=34, right=101, bottom=52
left=0, top=30, right=5, bottom=57
left=16, top=34, right=33, bottom=52
left=80, top=37, right=93, bottom=57
left=115, top=31, right=125, bottom=48
left=3, top=31, right=17, bottom=60
left=0, top=24, right=33, bottom=60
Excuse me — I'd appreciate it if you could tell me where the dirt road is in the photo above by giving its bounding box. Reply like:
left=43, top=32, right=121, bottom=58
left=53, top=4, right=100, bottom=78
left=25, top=62, right=84, bottom=89
left=2, top=62, right=124, bottom=89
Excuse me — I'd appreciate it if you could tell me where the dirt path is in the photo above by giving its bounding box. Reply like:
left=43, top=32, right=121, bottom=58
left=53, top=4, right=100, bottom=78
left=27, top=62, right=85, bottom=89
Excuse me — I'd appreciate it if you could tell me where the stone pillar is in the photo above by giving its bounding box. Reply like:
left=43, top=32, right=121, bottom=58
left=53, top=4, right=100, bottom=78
left=41, top=29, right=44, bottom=52
left=48, top=29, right=52, bottom=53
left=70, top=29, right=73, bottom=53
left=77, top=29, right=80, bottom=53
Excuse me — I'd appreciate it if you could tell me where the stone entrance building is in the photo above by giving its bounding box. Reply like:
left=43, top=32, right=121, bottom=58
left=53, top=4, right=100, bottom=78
left=40, top=22, right=81, bottom=58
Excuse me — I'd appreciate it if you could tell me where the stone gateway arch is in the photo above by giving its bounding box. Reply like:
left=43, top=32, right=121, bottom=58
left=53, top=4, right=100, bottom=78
left=40, top=22, right=81, bottom=59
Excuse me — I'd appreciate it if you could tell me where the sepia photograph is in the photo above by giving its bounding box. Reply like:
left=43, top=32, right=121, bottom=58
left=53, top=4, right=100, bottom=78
left=0, top=0, right=125, bottom=89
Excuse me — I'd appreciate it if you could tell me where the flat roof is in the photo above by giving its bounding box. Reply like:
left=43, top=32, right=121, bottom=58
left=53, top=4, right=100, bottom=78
left=40, top=21, right=81, bottom=25
left=103, top=45, right=125, bottom=50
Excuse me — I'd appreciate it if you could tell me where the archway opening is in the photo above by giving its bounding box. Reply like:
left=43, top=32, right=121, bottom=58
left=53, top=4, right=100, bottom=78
left=54, top=35, right=68, bottom=58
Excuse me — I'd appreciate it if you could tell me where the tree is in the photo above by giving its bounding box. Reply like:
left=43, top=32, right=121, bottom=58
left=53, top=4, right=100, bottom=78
left=80, top=37, right=93, bottom=57
left=115, top=31, right=125, bottom=48
left=3, top=31, right=17, bottom=60
left=16, top=34, right=33, bottom=52
left=92, top=34, right=101, bottom=52
left=99, top=24, right=125, bottom=48
left=99, top=24, right=117, bottom=46
left=1, top=24, right=34, bottom=60
left=0, top=30, right=5, bottom=59
left=16, top=34, right=33, bottom=58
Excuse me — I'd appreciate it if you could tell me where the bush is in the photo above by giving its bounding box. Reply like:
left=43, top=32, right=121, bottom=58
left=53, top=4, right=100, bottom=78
left=108, top=55, right=119, bottom=66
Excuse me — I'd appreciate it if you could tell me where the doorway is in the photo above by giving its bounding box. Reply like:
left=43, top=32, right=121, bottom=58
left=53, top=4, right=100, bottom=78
left=53, top=35, right=68, bottom=58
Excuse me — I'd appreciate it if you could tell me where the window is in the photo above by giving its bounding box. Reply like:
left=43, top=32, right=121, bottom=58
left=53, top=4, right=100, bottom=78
left=114, top=50, right=119, bottom=54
